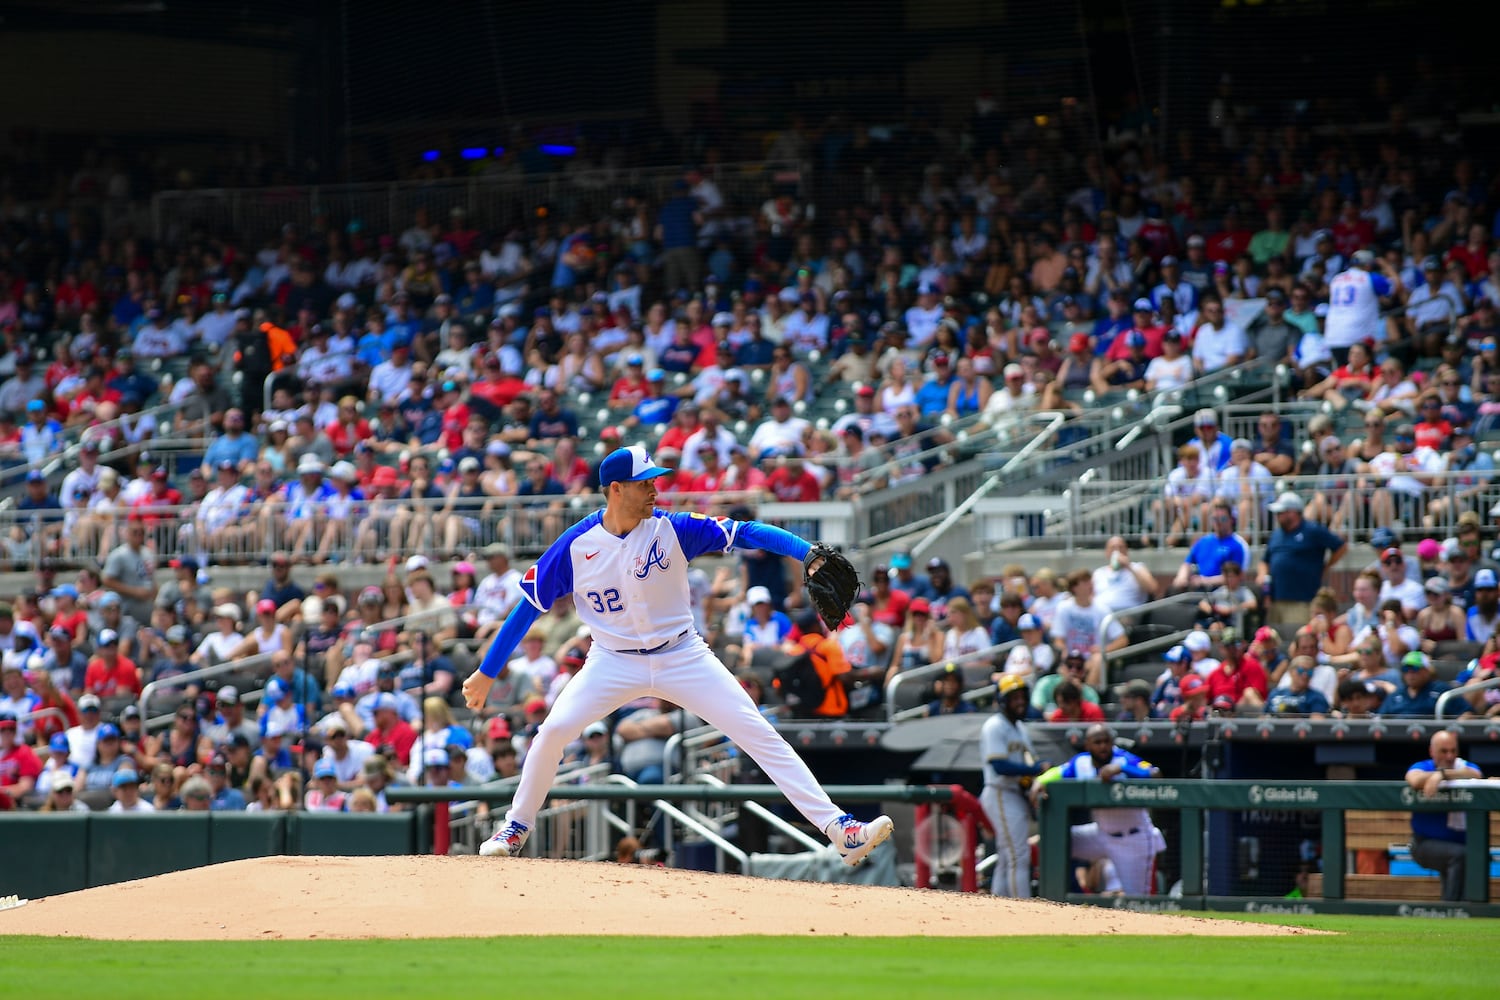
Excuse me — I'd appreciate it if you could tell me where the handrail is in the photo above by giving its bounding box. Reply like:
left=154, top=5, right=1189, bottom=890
left=138, top=650, right=279, bottom=728
left=909, top=411, right=1066, bottom=562
left=137, top=602, right=483, bottom=732
left=850, top=409, right=996, bottom=488
left=885, top=638, right=1023, bottom=721
left=1097, top=591, right=1208, bottom=655
left=691, top=773, right=827, bottom=853
left=661, top=724, right=729, bottom=785
left=16, top=706, right=67, bottom=736
left=1435, top=676, right=1500, bottom=720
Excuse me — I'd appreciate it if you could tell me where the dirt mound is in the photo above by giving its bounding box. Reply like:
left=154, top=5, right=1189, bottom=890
left=0, top=856, right=1310, bottom=940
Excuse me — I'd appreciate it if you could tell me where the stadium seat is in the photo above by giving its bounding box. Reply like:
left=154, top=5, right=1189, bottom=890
left=1431, top=640, right=1483, bottom=662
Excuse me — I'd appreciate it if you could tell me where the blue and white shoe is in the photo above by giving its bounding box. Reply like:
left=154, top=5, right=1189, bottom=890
left=825, top=813, right=894, bottom=867
left=479, top=820, right=530, bottom=858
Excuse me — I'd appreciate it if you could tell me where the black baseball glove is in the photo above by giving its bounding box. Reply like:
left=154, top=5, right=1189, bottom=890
left=803, top=543, right=860, bottom=630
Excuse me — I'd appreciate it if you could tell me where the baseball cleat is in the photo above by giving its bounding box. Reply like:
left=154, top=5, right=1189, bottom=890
left=826, top=813, right=894, bottom=867
left=479, top=820, right=530, bottom=858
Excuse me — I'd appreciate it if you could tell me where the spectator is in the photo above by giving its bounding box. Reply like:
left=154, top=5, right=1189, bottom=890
left=1467, top=569, right=1500, bottom=642
left=1092, top=536, right=1159, bottom=615
left=83, top=628, right=140, bottom=698
left=1031, top=649, right=1101, bottom=715
left=0, top=713, right=41, bottom=808
left=1404, top=731, right=1484, bottom=901
left=1379, top=651, right=1452, bottom=716
left=1256, top=492, right=1346, bottom=624
left=1197, top=561, right=1258, bottom=634
left=1263, top=655, right=1330, bottom=716
left=923, top=662, right=974, bottom=717
left=1149, top=444, right=1212, bottom=549
left=1116, top=679, right=1158, bottom=722
left=1173, top=498, right=1252, bottom=591
left=107, top=767, right=153, bottom=813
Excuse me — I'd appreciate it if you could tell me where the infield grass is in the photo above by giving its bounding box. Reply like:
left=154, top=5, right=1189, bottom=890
left=4, top=915, right=1493, bottom=999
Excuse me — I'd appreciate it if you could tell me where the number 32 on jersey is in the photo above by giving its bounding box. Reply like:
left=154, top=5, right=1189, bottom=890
left=585, top=588, right=624, bottom=613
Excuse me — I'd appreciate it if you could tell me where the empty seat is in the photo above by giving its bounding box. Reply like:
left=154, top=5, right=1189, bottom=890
left=1431, top=640, right=1483, bottom=663
left=1431, top=659, right=1467, bottom=683
left=1146, top=602, right=1202, bottom=632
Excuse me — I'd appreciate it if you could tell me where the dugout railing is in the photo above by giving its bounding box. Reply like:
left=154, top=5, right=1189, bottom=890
left=1035, top=778, right=1500, bottom=917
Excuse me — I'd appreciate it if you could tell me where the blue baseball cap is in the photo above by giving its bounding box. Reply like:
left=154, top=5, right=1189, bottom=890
left=97, top=723, right=121, bottom=740
left=50, top=583, right=79, bottom=600
left=26, top=399, right=45, bottom=412
left=599, top=446, right=673, bottom=489
left=49, top=732, right=70, bottom=753
left=373, top=692, right=399, bottom=713
left=313, top=761, right=338, bottom=779
left=265, top=678, right=288, bottom=701
left=112, top=769, right=140, bottom=788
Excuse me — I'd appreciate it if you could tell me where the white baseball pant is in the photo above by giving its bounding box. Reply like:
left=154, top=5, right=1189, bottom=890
left=503, top=633, right=846, bottom=832
left=1068, top=822, right=1167, bottom=896
left=980, top=785, right=1033, bottom=897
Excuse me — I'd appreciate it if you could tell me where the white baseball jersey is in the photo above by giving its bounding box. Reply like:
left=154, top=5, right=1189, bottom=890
left=1324, top=267, right=1392, bottom=348
left=980, top=712, right=1036, bottom=793
left=519, top=509, right=740, bottom=652
left=1057, top=749, right=1154, bottom=834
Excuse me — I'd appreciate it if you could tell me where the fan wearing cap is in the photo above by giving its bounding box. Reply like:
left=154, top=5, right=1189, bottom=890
left=82, top=627, right=141, bottom=698
left=59, top=437, right=105, bottom=519
left=192, top=603, right=246, bottom=670
left=463, top=444, right=896, bottom=863
left=1255, top=491, right=1346, bottom=624
left=1401, top=254, right=1461, bottom=353
left=79, top=720, right=130, bottom=792
left=1379, top=650, right=1455, bottom=717
left=923, top=662, right=975, bottom=718
left=37, top=731, right=81, bottom=801
left=830, top=381, right=900, bottom=441
left=0, top=711, right=42, bottom=806
left=271, top=455, right=337, bottom=560
left=734, top=585, right=793, bottom=667
left=155, top=557, right=211, bottom=618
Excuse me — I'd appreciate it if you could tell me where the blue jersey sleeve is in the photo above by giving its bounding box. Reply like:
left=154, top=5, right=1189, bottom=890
left=668, top=510, right=745, bottom=560
left=1371, top=274, right=1392, bottom=296
left=734, top=520, right=813, bottom=560
left=1117, top=750, right=1157, bottom=778
left=476, top=600, right=541, bottom=678
left=1057, top=753, right=1085, bottom=779
left=519, top=512, right=600, bottom=612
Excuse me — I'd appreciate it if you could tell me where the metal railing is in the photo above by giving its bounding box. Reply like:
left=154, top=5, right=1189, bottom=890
left=1436, top=676, right=1500, bottom=720
left=0, top=492, right=865, bottom=570
left=1047, top=467, right=1500, bottom=553
left=909, top=412, right=1067, bottom=562
left=886, top=639, right=1022, bottom=721
left=137, top=651, right=277, bottom=730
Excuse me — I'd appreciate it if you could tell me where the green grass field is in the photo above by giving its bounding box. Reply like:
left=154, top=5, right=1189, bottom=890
left=4, top=915, right=1494, bottom=999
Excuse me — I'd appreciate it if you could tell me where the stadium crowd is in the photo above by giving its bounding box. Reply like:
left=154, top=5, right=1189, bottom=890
left=2, top=105, right=1500, bottom=815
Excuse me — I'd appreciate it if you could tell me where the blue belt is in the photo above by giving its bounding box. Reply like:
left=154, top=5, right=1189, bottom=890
left=616, top=629, right=691, bottom=656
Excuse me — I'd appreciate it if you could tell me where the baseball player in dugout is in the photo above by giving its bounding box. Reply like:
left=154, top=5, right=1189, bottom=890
left=1030, top=723, right=1167, bottom=896
left=463, top=445, right=893, bottom=864
left=980, top=674, right=1049, bottom=897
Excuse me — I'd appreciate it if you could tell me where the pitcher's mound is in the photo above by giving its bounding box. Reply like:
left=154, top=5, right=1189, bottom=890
left=1, top=856, right=1310, bottom=940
